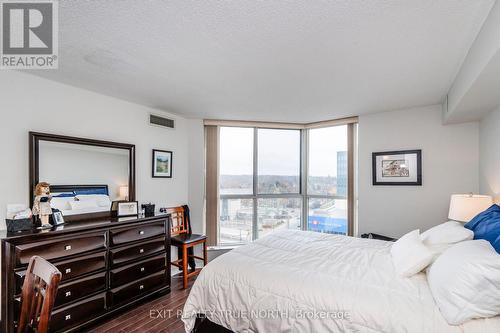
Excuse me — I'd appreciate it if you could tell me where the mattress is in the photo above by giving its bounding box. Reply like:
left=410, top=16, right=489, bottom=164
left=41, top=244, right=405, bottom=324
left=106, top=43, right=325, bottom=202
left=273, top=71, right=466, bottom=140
left=182, top=230, right=500, bottom=333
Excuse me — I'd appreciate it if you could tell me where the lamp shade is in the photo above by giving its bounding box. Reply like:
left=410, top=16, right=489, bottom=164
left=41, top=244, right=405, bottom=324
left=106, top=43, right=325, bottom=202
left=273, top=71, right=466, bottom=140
left=448, top=194, right=493, bottom=222
left=119, top=186, right=129, bottom=200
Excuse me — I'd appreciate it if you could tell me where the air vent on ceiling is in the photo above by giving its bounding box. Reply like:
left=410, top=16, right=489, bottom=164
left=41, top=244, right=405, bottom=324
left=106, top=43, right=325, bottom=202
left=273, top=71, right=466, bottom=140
left=150, top=114, right=175, bottom=129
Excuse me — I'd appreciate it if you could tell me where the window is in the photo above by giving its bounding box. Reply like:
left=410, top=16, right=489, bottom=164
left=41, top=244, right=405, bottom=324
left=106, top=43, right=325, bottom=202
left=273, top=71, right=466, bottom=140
left=257, top=198, right=302, bottom=238
left=258, top=129, right=301, bottom=194
left=219, top=198, right=253, bottom=244
left=215, top=123, right=355, bottom=245
left=219, top=127, right=254, bottom=195
left=307, top=126, right=348, bottom=234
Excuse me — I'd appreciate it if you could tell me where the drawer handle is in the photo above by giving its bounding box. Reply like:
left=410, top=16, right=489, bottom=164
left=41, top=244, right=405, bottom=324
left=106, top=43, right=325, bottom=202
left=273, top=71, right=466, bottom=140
left=139, top=248, right=144, bottom=254
left=65, top=291, right=72, bottom=297
left=64, top=245, right=72, bottom=251
left=140, top=267, right=145, bottom=272
left=65, top=268, right=72, bottom=274
left=65, top=314, right=71, bottom=321
left=139, top=230, right=145, bottom=235
left=139, top=284, right=144, bottom=290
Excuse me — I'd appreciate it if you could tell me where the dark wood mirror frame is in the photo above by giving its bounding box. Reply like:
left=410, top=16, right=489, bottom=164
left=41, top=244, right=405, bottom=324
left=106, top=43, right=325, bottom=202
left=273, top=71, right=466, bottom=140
left=29, top=131, right=136, bottom=222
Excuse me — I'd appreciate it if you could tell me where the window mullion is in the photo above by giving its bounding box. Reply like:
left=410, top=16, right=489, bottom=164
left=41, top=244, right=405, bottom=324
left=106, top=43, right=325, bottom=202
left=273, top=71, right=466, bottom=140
left=302, top=128, right=309, bottom=231
left=252, top=127, right=258, bottom=240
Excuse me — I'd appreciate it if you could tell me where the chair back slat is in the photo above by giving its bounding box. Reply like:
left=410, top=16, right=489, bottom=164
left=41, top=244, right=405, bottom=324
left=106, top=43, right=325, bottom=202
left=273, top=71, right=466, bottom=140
left=17, top=256, right=61, bottom=333
left=166, top=207, right=188, bottom=236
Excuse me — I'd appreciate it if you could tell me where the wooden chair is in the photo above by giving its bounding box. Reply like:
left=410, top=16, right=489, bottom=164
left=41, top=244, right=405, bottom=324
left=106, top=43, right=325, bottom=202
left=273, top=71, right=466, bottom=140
left=167, top=206, right=208, bottom=289
left=17, top=256, right=62, bottom=333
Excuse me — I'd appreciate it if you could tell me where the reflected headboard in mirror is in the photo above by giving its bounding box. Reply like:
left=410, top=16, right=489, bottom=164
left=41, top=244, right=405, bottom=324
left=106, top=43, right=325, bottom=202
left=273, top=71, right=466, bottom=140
left=50, top=184, right=110, bottom=221
left=29, top=132, right=136, bottom=222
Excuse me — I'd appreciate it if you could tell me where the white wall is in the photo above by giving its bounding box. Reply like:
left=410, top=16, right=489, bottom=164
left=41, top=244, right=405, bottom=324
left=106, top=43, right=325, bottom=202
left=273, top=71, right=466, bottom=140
left=0, top=70, right=191, bottom=230
left=358, top=105, right=479, bottom=238
left=479, top=106, right=500, bottom=203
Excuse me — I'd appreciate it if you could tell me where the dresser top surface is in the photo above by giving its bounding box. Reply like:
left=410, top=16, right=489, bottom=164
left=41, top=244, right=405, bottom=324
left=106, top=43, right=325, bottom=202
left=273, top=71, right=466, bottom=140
left=0, top=213, right=170, bottom=243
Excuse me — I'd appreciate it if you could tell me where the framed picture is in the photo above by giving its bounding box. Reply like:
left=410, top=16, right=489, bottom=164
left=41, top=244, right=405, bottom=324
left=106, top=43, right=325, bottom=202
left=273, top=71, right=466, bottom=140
left=52, top=211, right=65, bottom=225
left=152, top=149, right=173, bottom=178
left=110, top=200, right=126, bottom=217
left=117, top=201, right=139, bottom=217
left=372, top=150, right=422, bottom=186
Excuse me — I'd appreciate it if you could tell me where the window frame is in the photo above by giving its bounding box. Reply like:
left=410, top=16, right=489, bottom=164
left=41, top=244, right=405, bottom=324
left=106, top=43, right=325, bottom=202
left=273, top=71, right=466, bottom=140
left=217, top=124, right=356, bottom=245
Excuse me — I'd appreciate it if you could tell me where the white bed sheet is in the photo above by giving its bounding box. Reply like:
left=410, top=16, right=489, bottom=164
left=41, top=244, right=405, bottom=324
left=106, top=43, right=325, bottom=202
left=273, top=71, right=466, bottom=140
left=59, top=204, right=111, bottom=216
left=182, top=230, right=500, bottom=333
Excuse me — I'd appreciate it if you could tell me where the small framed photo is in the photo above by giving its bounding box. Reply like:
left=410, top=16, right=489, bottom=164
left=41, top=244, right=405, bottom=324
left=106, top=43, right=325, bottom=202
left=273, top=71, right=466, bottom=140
left=372, top=150, right=422, bottom=186
left=111, top=200, right=126, bottom=217
left=152, top=149, right=173, bottom=178
left=117, top=201, right=139, bottom=217
left=52, top=211, right=65, bottom=225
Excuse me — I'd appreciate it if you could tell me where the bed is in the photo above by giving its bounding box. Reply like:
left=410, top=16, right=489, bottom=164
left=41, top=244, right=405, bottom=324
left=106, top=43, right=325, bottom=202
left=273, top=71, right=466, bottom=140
left=182, top=230, right=500, bottom=333
left=50, top=184, right=112, bottom=221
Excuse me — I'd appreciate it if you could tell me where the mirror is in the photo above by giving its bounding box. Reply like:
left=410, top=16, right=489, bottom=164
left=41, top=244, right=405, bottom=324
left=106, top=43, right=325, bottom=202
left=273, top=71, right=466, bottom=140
left=39, top=142, right=129, bottom=200
left=30, top=132, right=135, bottom=222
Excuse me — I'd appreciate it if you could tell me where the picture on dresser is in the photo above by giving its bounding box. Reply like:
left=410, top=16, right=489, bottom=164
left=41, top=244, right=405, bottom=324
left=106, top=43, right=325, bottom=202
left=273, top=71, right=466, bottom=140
left=152, top=149, right=173, bottom=178
left=117, top=201, right=139, bottom=217
left=52, top=211, right=65, bottom=225
left=372, top=149, right=422, bottom=186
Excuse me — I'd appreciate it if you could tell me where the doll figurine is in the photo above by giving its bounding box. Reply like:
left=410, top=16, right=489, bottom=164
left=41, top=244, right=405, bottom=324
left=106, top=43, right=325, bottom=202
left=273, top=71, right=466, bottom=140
left=32, top=182, right=52, bottom=227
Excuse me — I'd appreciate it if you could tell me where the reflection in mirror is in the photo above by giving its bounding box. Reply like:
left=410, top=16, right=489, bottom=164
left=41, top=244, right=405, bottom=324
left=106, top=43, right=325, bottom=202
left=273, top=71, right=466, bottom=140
left=38, top=141, right=130, bottom=218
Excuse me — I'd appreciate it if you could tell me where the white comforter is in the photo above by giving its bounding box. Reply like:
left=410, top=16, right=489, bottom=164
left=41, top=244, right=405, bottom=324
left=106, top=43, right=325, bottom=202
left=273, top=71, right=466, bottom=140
left=182, top=230, right=500, bottom=333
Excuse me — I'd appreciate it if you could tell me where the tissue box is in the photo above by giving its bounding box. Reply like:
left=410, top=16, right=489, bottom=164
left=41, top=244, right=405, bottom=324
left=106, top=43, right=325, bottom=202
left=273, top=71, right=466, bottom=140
left=6, top=218, right=33, bottom=232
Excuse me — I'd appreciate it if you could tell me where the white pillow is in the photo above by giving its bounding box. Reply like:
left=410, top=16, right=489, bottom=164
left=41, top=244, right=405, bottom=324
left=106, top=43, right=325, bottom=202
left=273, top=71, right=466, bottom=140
left=50, top=197, right=75, bottom=211
left=391, top=229, right=434, bottom=277
left=68, top=200, right=99, bottom=210
left=421, top=221, right=474, bottom=259
left=427, top=240, right=500, bottom=325
left=76, top=194, right=111, bottom=207
left=421, top=221, right=473, bottom=245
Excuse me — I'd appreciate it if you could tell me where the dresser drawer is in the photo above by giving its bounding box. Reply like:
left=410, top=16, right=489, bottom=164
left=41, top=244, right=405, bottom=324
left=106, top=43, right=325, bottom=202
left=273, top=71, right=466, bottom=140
left=55, top=251, right=107, bottom=281
left=109, top=270, right=167, bottom=306
left=54, top=272, right=106, bottom=308
left=15, top=251, right=107, bottom=294
left=110, top=221, right=165, bottom=246
left=49, top=293, right=106, bottom=333
left=110, top=254, right=166, bottom=288
left=110, top=237, right=165, bottom=266
left=14, top=232, right=106, bottom=267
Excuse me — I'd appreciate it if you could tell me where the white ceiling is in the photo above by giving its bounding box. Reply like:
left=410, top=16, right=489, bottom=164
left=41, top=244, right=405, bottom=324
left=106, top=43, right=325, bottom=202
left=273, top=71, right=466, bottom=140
left=32, top=0, right=495, bottom=122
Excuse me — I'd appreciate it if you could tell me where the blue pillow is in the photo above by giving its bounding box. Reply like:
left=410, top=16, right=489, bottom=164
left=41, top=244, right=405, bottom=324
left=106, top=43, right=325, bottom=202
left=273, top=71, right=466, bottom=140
left=74, top=188, right=108, bottom=195
left=464, top=204, right=500, bottom=253
left=52, top=192, right=75, bottom=198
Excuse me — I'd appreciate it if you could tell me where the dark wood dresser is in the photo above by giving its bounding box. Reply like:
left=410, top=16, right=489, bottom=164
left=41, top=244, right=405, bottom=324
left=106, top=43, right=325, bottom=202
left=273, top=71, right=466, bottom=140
left=0, top=214, right=171, bottom=333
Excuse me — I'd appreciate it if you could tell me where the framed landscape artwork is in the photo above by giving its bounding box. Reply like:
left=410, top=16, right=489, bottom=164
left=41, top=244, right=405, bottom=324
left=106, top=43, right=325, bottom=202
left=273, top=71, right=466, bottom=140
left=152, top=149, right=173, bottom=178
left=372, top=150, right=422, bottom=186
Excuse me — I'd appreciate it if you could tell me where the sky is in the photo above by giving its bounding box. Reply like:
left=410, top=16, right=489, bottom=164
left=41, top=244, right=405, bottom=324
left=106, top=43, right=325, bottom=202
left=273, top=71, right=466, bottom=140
left=219, top=126, right=347, bottom=177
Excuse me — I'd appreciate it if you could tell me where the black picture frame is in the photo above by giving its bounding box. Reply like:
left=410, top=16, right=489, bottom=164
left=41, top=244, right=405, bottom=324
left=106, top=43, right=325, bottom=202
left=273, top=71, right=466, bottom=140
left=372, top=149, right=422, bottom=186
left=110, top=200, right=127, bottom=217
left=52, top=211, right=65, bottom=225
left=152, top=149, right=173, bottom=178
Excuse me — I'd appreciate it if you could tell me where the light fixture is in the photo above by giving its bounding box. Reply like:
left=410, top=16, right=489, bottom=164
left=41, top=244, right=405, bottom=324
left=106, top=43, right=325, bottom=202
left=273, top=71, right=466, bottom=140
left=448, top=194, right=493, bottom=223
left=119, top=186, right=129, bottom=201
